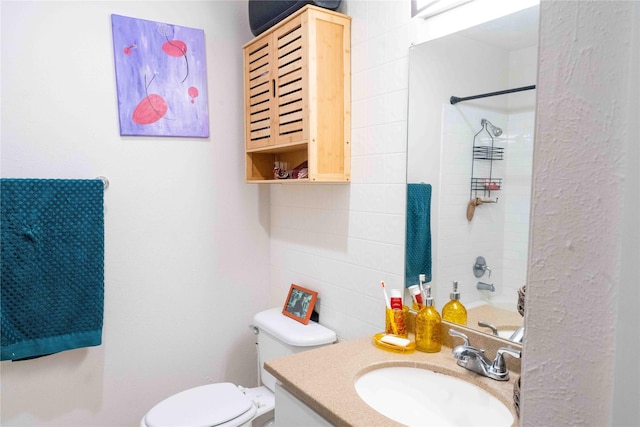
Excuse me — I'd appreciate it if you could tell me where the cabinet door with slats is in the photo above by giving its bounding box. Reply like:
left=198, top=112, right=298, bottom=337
left=244, top=36, right=276, bottom=150
left=273, top=16, right=307, bottom=146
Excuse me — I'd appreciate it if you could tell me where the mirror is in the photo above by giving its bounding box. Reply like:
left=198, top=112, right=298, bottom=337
left=406, top=5, right=539, bottom=340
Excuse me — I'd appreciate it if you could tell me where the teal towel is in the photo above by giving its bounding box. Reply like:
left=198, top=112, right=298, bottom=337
left=1, top=179, right=104, bottom=361
left=405, top=183, right=432, bottom=287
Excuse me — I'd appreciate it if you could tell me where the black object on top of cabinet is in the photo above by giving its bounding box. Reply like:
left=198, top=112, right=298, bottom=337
left=248, top=0, right=341, bottom=36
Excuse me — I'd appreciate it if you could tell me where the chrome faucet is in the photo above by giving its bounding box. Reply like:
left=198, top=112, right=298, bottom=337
left=478, top=321, right=525, bottom=343
left=477, top=320, right=499, bottom=336
left=476, top=281, right=495, bottom=292
left=448, top=329, right=521, bottom=381
left=508, top=326, right=525, bottom=344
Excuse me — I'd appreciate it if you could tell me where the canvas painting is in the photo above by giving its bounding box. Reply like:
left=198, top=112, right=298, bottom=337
left=111, top=14, right=209, bottom=137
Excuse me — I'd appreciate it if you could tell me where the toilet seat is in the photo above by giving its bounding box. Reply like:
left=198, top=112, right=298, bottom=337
left=143, top=383, right=257, bottom=427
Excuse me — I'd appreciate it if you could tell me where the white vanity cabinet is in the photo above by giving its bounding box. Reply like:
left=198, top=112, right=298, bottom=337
left=274, top=383, right=332, bottom=426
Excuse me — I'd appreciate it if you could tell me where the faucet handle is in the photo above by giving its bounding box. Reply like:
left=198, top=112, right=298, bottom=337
left=448, top=329, right=470, bottom=346
left=477, top=320, right=499, bottom=336
left=497, top=347, right=521, bottom=359
left=473, top=256, right=492, bottom=278
left=491, top=347, right=521, bottom=375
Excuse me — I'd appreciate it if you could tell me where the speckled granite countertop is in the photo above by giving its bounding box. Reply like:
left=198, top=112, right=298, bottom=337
left=266, top=324, right=521, bottom=427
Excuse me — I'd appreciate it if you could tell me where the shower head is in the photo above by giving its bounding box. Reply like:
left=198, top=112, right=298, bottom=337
left=481, top=119, right=503, bottom=137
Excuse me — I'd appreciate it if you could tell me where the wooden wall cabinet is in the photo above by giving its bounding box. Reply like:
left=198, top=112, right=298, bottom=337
left=243, top=5, right=351, bottom=183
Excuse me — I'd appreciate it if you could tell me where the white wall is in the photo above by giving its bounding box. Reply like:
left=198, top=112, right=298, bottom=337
left=0, top=2, right=271, bottom=426
left=612, top=3, right=640, bottom=425
left=521, top=1, right=640, bottom=425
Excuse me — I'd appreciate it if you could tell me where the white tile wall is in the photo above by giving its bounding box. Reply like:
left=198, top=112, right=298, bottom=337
left=410, top=36, right=536, bottom=311
left=268, top=1, right=412, bottom=341
left=435, top=43, right=536, bottom=310
left=502, top=111, right=534, bottom=297
left=268, top=1, right=537, bottom=339
left=436, top=110, right=535, bottom=308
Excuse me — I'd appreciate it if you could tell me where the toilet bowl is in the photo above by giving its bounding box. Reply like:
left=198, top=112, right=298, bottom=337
left=140, top=383, right=261, bottom=427
left=140, top=308, right=336, bottom=427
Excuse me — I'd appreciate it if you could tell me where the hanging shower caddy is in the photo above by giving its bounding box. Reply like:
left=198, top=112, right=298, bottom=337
left=467, top=119, right=503, bottom=220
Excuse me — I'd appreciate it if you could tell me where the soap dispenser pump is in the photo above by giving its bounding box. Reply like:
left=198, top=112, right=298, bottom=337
left=442, top=281, right=468, bottom=326
left=415, top=285, right=442, bottom=353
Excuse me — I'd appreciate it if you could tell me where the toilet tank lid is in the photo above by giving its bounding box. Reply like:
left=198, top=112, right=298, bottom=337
left=253, top=308, right=337, bottom=347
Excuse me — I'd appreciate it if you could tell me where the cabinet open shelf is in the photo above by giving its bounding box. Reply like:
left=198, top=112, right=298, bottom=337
left=246, top=144, right=309, bottom=182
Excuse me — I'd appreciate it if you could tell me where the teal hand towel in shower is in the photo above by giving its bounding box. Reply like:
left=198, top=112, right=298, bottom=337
left=1, top=179, right=104, bottom=361
left=405, top=183, right=432, bottom=286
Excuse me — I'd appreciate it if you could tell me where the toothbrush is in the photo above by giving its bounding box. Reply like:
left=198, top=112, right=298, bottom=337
left=381, top=281, right=391, bottom=309
left=419, top=274, right=426, bottom=302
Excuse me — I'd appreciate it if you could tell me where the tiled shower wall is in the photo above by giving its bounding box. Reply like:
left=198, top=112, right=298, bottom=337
left=502, top=110, right=534, bottom=298
left=503, top=45, right=537, bottom=298
left=268, top=1, right=412, bottom=341
left=437, top=106, right=508, bottom=306
left=437, top=45, right=536, bottom=308
left=438, top=107, right=534, bottom=307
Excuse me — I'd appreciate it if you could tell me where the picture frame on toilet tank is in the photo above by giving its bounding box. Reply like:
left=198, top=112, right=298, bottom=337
left=282, top=284, right=317, bottom=325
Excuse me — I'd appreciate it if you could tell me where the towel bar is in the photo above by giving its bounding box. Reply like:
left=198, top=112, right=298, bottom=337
left=96, top=176, right=109, bottom=190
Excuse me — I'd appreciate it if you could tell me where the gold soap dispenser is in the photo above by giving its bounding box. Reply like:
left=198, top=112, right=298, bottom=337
left=415, top=285, right=442, bottom=353
left=442, top=281, right=468, bottom=326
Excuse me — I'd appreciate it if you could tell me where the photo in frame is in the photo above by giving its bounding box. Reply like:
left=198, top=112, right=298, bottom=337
left=282, top=284, right=318, bottom=325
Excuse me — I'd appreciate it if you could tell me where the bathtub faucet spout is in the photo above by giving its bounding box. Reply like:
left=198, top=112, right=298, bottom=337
left=476, top=281, right=495, bottom=292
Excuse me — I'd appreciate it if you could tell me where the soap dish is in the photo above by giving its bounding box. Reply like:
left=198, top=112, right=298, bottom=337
left=372, top=333, right=416, bottom=354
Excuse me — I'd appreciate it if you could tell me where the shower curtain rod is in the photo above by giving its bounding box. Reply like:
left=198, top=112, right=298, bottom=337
left=450, top=85, right=536, bottom=105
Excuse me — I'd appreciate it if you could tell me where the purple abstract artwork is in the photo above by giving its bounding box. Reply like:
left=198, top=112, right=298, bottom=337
left=111, top=14, right=209, bottom=138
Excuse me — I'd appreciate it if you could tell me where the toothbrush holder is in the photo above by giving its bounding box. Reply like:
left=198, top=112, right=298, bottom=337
left=385, top=306, right=409, bottom=338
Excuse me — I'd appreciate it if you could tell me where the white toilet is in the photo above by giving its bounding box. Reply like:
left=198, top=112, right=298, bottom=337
left=140, top=308, right=337, bottom=427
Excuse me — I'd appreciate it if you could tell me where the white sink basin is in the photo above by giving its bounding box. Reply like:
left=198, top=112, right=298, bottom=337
left=355, top=366, right=513, bottom=427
